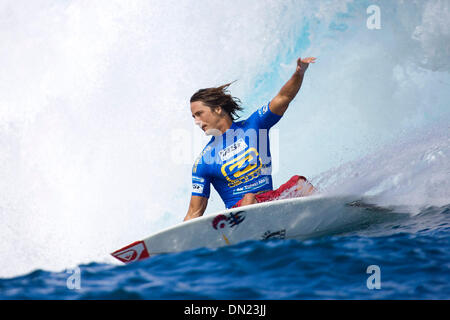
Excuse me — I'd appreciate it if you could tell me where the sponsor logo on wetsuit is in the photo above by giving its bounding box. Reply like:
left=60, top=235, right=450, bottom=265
left=192, top=176, right=205, bottom=183
left=193, top=146, right=211, bottom=174
left=219, top=138, right=247, bottom=162
left=192, top=183, right=204, bottom=194
left=221, top=147, right=262, bottom=187
left=233, top=177, right=270, bottom=195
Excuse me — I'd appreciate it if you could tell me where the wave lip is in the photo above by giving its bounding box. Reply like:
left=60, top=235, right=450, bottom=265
left=313, top=124, right=450, bottom=214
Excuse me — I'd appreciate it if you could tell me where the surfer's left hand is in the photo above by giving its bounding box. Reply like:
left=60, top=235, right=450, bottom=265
left=296, top=57, right=316, bottom=74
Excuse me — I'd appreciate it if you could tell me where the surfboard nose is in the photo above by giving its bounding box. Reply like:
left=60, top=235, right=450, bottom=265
left=111, top=240, right=150, bottom=264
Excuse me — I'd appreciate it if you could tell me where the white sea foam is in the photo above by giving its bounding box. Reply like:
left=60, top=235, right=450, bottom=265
left=312, top=123, right=450, bottom=214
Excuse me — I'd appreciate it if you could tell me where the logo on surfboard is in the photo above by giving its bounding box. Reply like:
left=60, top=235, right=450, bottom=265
left=111, top=240, right=150, bottom=263
left=212, top=211, right=246, bottom=230
left=261, top=229, right=286, bottom=240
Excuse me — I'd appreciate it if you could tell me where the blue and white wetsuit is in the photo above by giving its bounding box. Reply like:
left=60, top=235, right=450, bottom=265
left=191, top=102, right=282, bottom=209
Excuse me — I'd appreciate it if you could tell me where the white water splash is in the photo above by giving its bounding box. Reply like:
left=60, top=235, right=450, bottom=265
left=312, top=124, right=450, bottom=214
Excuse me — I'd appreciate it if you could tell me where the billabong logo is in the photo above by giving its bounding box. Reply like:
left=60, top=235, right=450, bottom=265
left=111, top=241, right=150, bottom=263
left=221, top=148, right=261, bottom=186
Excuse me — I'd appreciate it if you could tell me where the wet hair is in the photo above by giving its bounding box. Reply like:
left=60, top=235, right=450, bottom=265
left=190, top=82, right=243, bottom=120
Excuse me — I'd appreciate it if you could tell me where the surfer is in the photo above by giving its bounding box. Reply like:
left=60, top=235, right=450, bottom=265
left=184, top=56, right=317, bottom=221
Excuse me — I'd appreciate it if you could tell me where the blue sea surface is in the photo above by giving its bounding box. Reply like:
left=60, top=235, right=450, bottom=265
left=1, top=206, right=449, bottom=300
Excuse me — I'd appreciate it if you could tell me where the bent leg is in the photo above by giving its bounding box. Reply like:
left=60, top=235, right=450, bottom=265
left=295, top=176, right=316, bottom=196
left=232, top=175, right=317, bottom=208
left=274, top=175, right=317, bottom=200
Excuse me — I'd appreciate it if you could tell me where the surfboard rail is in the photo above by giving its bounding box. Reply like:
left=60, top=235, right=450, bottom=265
left=111, top=194, right=384, bottom=264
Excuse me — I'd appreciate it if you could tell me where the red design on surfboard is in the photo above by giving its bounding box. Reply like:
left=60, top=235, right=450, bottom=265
left=212, top=214, right=228, bottom=229
left=212, top=211, right=245, bottom=230
left=111, top=240, right=150, bottom=263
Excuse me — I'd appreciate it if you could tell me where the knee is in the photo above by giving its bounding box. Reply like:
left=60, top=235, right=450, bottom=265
left=240, top=192, right=257, bottom=206
left=242, top=193, right=256, bottom=201
left=294, top=175, right=307, bottom=182
left=295, top=177, right=316, bottom=195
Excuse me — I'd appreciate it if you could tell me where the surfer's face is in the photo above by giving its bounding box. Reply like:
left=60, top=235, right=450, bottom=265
left=191, top=101, right=223, bottom=136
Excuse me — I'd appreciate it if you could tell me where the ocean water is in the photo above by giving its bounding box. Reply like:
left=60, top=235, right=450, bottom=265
left=1, top=204, right=449, bottom=299
left=1, top=0, right=449, bottom=300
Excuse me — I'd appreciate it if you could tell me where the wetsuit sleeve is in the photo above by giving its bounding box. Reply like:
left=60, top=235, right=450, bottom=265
left=191, top=159, right=211, bottom=198
left=248, top=101, right=282, bottom=130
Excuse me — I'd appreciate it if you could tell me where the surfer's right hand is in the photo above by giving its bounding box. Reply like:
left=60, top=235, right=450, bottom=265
left=296, top=57, right=316, bottom=74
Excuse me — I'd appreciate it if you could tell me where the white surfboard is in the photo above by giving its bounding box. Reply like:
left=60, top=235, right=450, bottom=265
left=111, top=194, right=385, bottom=264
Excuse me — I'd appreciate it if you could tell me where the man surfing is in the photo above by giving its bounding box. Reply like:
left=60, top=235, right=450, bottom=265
left=184, top=56, right=317, bottom=221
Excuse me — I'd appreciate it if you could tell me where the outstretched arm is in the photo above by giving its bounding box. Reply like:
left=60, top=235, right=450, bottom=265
left=269, top=57, right=316, bottom=116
